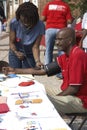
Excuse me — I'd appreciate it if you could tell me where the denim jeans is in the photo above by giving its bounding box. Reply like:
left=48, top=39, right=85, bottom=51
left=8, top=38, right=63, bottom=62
left=57, top=51, right=64, bottom=56
left=9, top=50, right=35, bottom=68
left=45, top=28, right=60, bottom=64
left=83, top=48, right=87, bottom=53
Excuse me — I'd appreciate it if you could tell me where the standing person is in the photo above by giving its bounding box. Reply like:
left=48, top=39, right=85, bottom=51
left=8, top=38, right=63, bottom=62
left=3, top=27, right=87, bottom=114
left=41, top=0, right=72, bottom=65
left=9, top=2, right=45, bottom=69
left=0, top=5, right=6, bottom=32
left=0, top=6, right=6, bottom=23
left=73, top=17, right=83, bottom=47
left=80, top=12, right=87, bottom=52
left=0, top=2, right=6, bottom=30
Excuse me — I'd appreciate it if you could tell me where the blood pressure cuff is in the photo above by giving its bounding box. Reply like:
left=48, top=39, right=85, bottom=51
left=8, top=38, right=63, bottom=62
left=44, top=61, right=61, bottom=76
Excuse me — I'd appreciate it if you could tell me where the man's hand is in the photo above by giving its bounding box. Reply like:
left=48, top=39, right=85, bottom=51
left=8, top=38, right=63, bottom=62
left=2, top=67, right=15, bottom=75
left=56, top=85, right=80, bottom=96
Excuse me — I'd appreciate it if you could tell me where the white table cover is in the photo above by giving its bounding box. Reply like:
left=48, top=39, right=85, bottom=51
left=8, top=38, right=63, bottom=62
left=0, top=74, right=71, bottom=130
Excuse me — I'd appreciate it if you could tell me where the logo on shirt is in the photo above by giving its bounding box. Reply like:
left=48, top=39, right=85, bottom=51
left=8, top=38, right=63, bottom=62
left=49, top=5, right=66, bottom=11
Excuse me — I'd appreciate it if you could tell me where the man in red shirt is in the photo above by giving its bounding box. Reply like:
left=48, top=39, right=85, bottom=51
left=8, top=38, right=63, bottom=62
left=3, top=28, right=87, bottom=114
left=52, top=27, right=87, bottom=113
left=41, top=0, right=72, bottom=65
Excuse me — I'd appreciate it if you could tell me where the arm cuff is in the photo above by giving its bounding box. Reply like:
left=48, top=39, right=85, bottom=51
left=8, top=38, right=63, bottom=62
left=44, top=61, right=61, bottom=76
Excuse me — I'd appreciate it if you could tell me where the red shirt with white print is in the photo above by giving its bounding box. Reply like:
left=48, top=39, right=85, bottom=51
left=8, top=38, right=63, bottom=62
left=42, top=0, right=72, bottom=29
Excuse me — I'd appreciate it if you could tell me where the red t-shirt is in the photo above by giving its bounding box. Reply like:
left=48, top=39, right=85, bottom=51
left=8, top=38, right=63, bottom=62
left=57, top=45, right=87, bottom=108
left=42, top=0, right=72, bottom=29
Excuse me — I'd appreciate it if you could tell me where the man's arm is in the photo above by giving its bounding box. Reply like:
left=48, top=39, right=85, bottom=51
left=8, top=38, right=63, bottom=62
left=57, top=85, right=80, bottom=96
left=2, top=67, right=46, bottom=76
left=2, top=61, right=61, bottom=76
left=15, top=61, right=61, bottom=76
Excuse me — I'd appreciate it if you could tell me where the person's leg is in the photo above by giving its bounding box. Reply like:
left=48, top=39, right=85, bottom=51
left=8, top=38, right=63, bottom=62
left=46, top=83, right=87, bottom=113
left=57, top=51, right=64, bottom=56
left=9, top=50, right=22, bottom=68
left=48, top=95, right=87, bottom=114
left=84, top=48, right=87, bottom=53
left=45, top=29, right=58, bottom=64
left=56, top=72, right=63, bottom=79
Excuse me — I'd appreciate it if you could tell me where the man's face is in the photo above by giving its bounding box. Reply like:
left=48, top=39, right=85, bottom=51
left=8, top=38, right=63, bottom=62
left=55, top=31, right=70, bottom=52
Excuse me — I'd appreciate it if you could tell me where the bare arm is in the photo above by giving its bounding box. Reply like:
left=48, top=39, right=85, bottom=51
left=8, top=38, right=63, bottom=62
left=9, top=29, right=25, bottom=60
left=57, top=85, right=80, bottom=96
left=32, top=35, right=43, bottom=67
left=2, top=67, right=46, bottom=76
left=15, top=68, right=46, bottom=75
left=2, top=61, right=60, bottom=76
left=9, top=29, right=17, bottom=53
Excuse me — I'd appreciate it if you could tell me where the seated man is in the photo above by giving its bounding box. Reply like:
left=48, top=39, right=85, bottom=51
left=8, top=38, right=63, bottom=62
left=2, top=28, right=87, bottom=114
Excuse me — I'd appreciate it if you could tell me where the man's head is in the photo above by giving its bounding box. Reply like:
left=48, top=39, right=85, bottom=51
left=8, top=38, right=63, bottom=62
left=16, top=2, right=39, bottom=29
left=55, top=27, right=76, bottom=53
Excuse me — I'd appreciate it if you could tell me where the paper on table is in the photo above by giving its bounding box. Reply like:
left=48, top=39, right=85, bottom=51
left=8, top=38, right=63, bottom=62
left=0, top=114, right=71, bottom=130
left=16, top=101, right=58, bottom=118
left=15, top=117, right=71, bottom=130
left=0, top=77, right=21, bottom=88
left=0, top=76, right=34, bottom=89
left=0, top=96, right=7, bottom=103
left=18, top=74, right=35, bottom=80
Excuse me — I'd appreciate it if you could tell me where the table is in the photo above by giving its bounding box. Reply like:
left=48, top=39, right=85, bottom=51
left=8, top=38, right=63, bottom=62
left=0, top=74, right=71, bottom=130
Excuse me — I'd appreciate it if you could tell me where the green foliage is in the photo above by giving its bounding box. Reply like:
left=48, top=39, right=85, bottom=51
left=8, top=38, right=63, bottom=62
left=64, top=0, right=69, bottom=2
left=64, top=0, right=87, bottom=16
left=80, top=0, right=87, bottom=15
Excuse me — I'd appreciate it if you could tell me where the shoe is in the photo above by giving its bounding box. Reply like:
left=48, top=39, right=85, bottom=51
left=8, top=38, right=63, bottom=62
left=56, top=73, right=63, bottom=80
